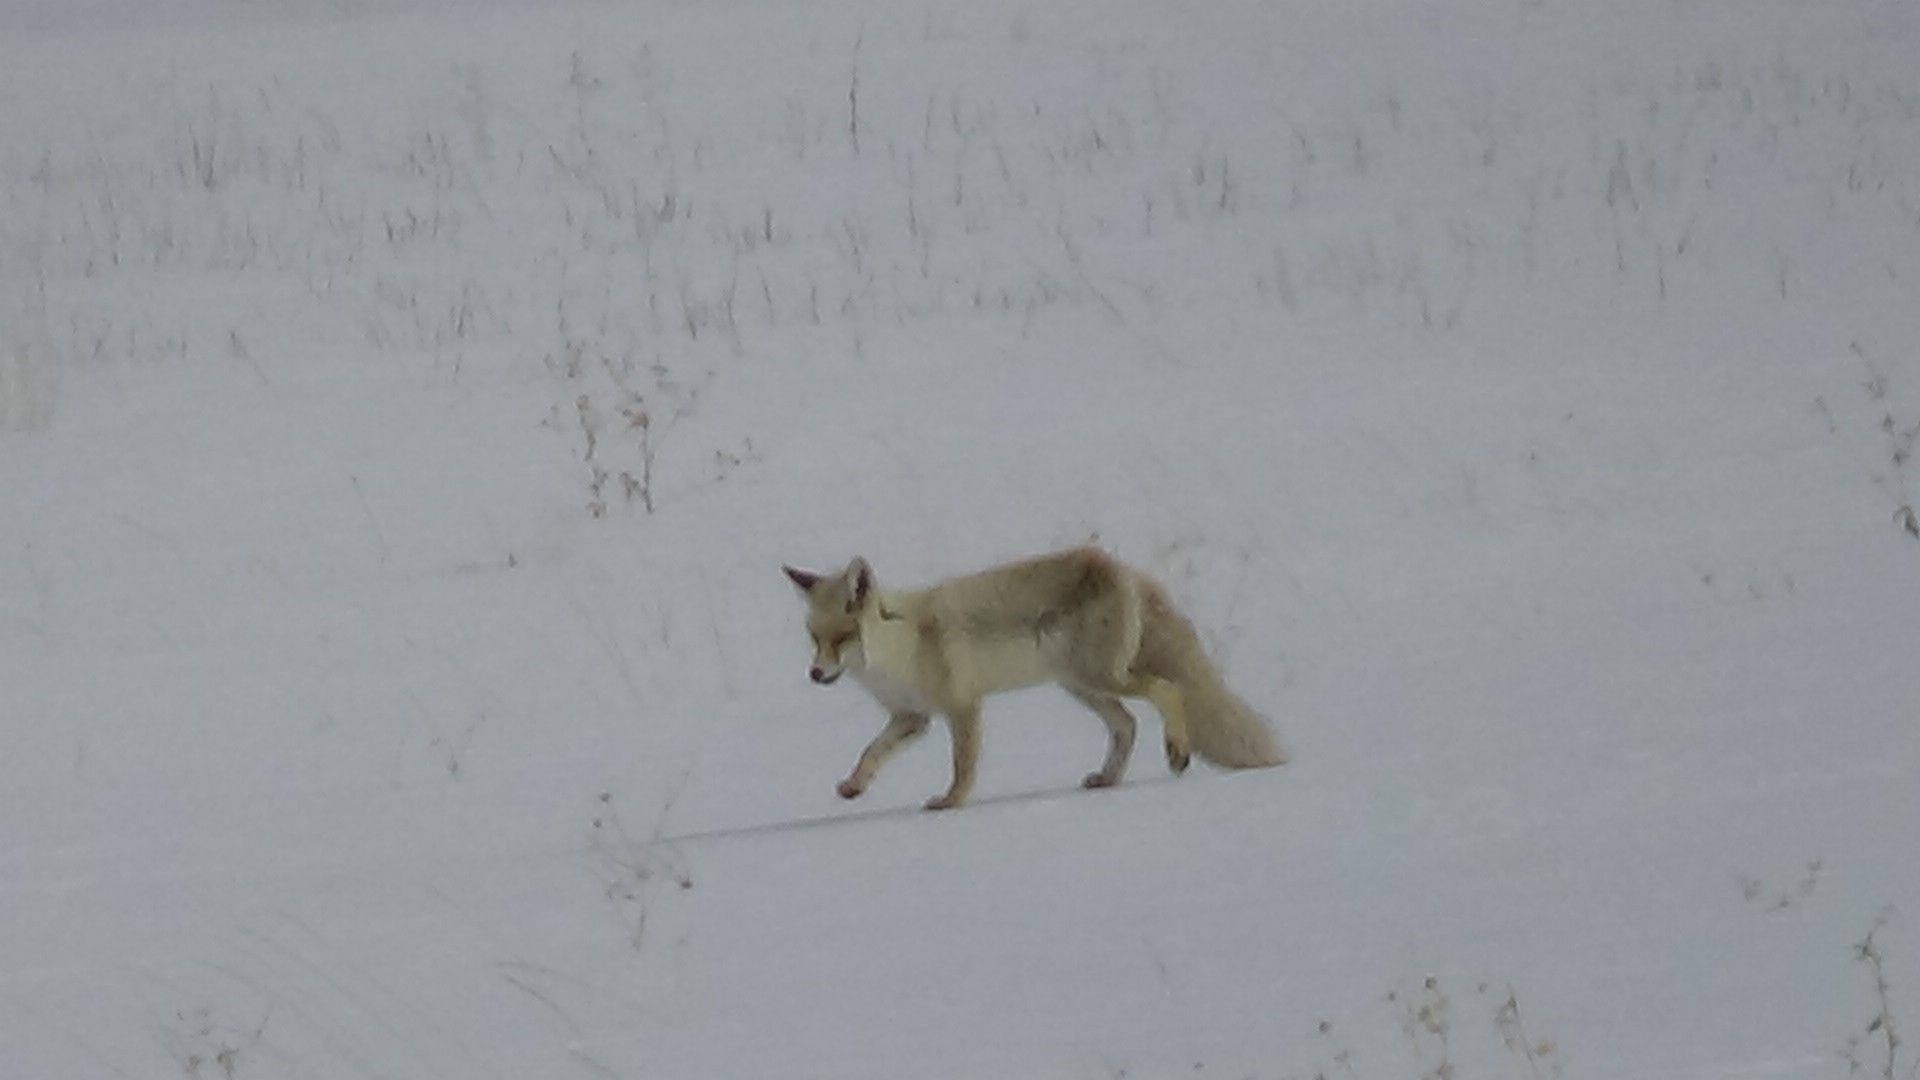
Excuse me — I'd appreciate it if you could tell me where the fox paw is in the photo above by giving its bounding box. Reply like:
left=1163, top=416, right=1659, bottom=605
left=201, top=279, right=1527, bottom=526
left=1082, top=771, right=1119, bottom=789
left=837, top=778, right=866, bottom=800
left=1165, top=739, right=1191, bottom=775
left=923, top=794, right=963, bottom=811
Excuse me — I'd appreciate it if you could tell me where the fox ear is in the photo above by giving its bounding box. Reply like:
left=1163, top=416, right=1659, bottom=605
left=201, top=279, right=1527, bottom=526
left=783, top=564, right=822, bottom=593
left=846, top=556, right=874, bottom=607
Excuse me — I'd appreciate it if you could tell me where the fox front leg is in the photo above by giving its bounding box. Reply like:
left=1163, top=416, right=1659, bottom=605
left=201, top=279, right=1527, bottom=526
left=838, top=712, right=929, bottom=799
left=924, top=707, right=981, bottom=810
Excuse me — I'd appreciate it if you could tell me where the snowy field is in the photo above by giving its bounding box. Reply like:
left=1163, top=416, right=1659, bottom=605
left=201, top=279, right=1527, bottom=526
left=3, top=0, right=1918, bottom=1076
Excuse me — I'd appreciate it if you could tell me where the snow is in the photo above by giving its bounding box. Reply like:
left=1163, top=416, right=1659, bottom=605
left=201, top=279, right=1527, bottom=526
left=2, top=0, right=1917, bottom=1077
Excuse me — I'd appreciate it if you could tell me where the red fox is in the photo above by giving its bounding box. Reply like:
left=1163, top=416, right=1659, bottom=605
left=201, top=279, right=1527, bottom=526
left=783, top=546, right=1286, bottom=810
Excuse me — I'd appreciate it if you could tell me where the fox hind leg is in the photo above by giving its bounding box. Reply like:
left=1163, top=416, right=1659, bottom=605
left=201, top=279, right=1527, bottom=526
left=839, top=712, right=929, bottom=799
left=1068, top=690, right=1138, bottom=789
left=1137, top=677, right=1192, bottom=775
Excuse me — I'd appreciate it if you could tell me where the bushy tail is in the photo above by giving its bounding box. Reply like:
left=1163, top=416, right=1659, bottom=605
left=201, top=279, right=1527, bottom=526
left=1179, top=651, right=1288, bottom=769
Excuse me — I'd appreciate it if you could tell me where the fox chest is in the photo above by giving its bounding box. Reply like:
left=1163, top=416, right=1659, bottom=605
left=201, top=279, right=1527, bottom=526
left=851, top=666, right=936, bottom=716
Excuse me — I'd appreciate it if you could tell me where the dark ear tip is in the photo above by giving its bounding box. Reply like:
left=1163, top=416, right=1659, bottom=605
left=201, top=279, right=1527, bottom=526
left=848, top=556, right=874, bottom=599
left=784, top=564, right=819, bottom=590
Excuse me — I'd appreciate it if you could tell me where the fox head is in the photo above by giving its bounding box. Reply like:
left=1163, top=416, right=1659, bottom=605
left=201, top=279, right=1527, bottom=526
left=783, top=557, right=876, bottom=686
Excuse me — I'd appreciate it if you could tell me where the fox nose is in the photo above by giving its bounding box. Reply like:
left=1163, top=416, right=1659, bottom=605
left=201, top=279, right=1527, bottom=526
left=810, top=666, right=838, bottom=685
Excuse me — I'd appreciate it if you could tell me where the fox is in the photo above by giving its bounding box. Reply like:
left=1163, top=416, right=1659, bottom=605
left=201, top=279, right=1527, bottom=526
left=782, top=546, right=1287, bottom=810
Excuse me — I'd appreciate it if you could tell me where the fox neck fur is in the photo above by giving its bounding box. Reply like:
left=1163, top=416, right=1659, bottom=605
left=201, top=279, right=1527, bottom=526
left=850, top=589, right=942, bottom=714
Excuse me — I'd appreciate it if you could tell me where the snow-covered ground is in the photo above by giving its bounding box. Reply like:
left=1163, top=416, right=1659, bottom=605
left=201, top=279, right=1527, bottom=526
left=3, top=0, right=1917, bottom=1076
